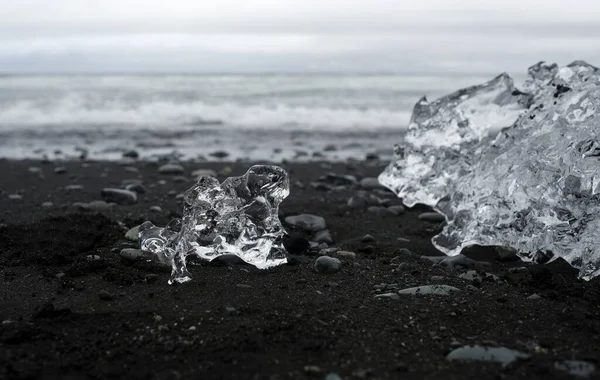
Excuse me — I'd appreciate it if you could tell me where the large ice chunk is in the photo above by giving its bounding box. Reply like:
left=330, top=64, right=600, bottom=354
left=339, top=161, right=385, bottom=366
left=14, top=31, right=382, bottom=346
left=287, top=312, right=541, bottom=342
left=140, top=165, right=290, bottom=284
left=380, top=61, right=600, bottom=280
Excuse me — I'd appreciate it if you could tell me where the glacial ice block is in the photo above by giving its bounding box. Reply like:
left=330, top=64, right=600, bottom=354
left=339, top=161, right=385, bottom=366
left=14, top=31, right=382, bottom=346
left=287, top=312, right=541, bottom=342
left=140, top=165, right=290, bottom=284
left=379, top=61, right=600, bottom=280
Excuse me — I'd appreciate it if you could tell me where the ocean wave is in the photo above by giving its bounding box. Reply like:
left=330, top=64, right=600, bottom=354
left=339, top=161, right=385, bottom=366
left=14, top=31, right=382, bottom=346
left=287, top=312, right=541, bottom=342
left=0, top=96, right=411, bottom=131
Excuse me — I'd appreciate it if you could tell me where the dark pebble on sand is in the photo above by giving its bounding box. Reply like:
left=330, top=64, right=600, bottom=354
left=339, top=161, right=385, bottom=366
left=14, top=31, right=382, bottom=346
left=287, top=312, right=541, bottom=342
left=283, top=233, right=310, bottom=254
left=98, top=290, right=113, bottom=301
left=125, top=183, right=147, bottom=194
left=418, top=212, right=445, bottom=222
left=122, top=150, right=139, bottom=159
left=362, top=234, right=376, bottom=243
left=284, top=214, right=326, bottom=232
left=312, top=230, right=333, bottom=244
left=388, top=205, right=405, bottom=215
left=158, top=164, right=185, bottom=175
left=360, top=177, right=383, bottom=189
left=209, top=151, right=230, bottom=159
left=54, top=167, right=67, bottom=174
left=101, top=188, right=138, bottom=205
left=314, top=256, right=341, bottom=274
left=367, top=206, right=396, bottom=216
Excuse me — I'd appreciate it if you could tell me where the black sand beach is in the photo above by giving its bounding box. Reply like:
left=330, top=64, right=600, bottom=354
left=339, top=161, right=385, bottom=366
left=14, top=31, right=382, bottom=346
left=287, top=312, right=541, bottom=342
left=1, top=158, right=599, bottom=379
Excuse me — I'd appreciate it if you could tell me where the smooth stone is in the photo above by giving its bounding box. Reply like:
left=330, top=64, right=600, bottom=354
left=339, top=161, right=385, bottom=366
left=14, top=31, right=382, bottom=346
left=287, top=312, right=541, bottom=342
left=54, top=167, right=67, bottom=174
left=119, top=248, right=144, bottom=262
left=209, top=151, right=230, bottom=159
left=397, top=285, right=460, bottom=296
left=374, top=292, right=400, bottom=300
left=87, top=200, right=111, bottom=212
left=283, top=234, right=310, bottom=254
left=158, top=163, right=185, bottom=175
left=554, top=360, right=596, bottom=378
left=28, top=167, right=42, bottom=173
left=72, top=202, right=90, bottom=211
left=397, top=237, right=411, bottom=242
left=347, top=191, right=381, bottom=208
left=418, top=212, right=445, bottom=222
left=527, top=293, right=542, bottom=300
left=335, top=251, right=356, bottom=260
left=362, top=234, right=376, bottom=243
left=98, top=290, right=113, bottom=301
left=64, top=184, right=84, bottom=191
left=325, top=373, right=343, bottom=380
left=191, top=168, right=218, bottom=178
left=314, top=256, right=341, bottom=274
left=125, top=183, right=147, bottom=194
left=388, top=205, right=405, bottom=215
left=312, top=230, right=333, bottom=244
left=125, top=225, right=140, bottom=242
left=319, top=173, right=358, bottom=186
left=149, top=206, right=162, bottom=213
left=101, top=188, right=138, bottom=205
left=367, top=206, right=395, bottom=216
left=360, top=177, right=383, bottom=189
left=446, top=345, right=530, bottom=367
left=8, top=194, right=22, bottom=200
left=42, top=202, right=54, bottom=208
left=285, top=214, right=326, bottom=232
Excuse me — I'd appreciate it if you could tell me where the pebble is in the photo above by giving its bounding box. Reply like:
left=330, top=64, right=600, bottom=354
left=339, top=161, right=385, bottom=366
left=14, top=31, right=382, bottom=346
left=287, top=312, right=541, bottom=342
left=325, top=373, right=343, bottom=380
left=191, top=168, right=217, bottom=178
left=122, top=150, right=139, bottom=159
left=554, top=360, right=596, bottom=378
left=101, top=188, right=138, bottom=205
left=54, top=167, right=67, bottom=174
left=282, top=234, right=310, bottom=254
left=87, top=200, right=111, bottom=212
left=335, top=251, right=356, bottom=260
left=312, top=230, right=333, bottom=244
left=396, top=237, right=411, bottom=243
left=149, top=206, right=162, bottom=213
left=397, top=285, right=460, bottom=296
left=64, top=184, right=84, bottom=191
left=319, top=173, right=358, bottom=186
left=8, top=194, right=22, bottom=200
left=347, top=191, right=381, bottom=208
left=125, top=183, right=147, bottom=194
left=209, top=151, right=230, bottom=159
left=158, top=163, right=185, bottom=175
left=374, top=293, right=400, bottom=300
left=314, top=256, right=341, bottom=274
left=98, top=290, right=113, bottom=301
left=42, top=202, right=54, bottom=208
left=361, top=234, right=376, bottom=243
left=125, top=225, right=140, bottom=242
left=367, top=206, right=396, bottom=216
left=284, top=214, right=326, bottom=232
left=527, top=293, right=542, bottom=300
left=119, top=248, right=144, bottom=262
left=446, top=345, right=530, bottom=367
left=418, top=212, right=445, bottom=222
left=387, top=205, right=405, bottom=215
left=360, top=177, right=383, bottom=189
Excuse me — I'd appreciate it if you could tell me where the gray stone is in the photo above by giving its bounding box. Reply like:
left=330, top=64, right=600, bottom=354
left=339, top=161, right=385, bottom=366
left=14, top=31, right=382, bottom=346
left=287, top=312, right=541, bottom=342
left=158, top=163, right=185, bottom=175
left=149, top=206, right=162, bottom=213
left=388, top=205, right=405, bottom=215
left=314, top=256, right=342, bottom=274
left=125, top=183, right=147, bottom=194
left=312, top=230, right=333, bottom=244
left=191, top=168, right=218, bottom=178
left=98, top=290, right=113, bottom=301
left=119, top=248, right=144, bottom=262
left=87, top=200, right=111, bottom=212
left=335, top=251, right=356, bottom=260
left=367, top=206, right=395, bottom=216
left=54, top=167, right=67, bottom=174
left=325, top=373, right=343, bottom=380
left=362, top=234, right=376, bottom=243
left=42, top=202, right=53, bottom=208
left=64, top=184, right=84, bottom=191
left=397, top=285, right=460, bottom=296
left=360, top=177, right=383, bottom=189
left=374, top=292, right=400, bottom=300
left=101, top=188, right=138, bottom=205
left=122, top=150, right=139, bottom=159
left=347, top=191, right=381, bottom=208
left=527, top=293, right=542, bottom=300
left=125, top=225, right=140, bottom=242
left=418, top=212, right=445, bottom=222
left=8, top=194, right=22, bottom=200
left=285, top=214, right=326, bottom=232
left=72, top=202, right=90, bottom=211
left=446, top=345, right=530, bottom=367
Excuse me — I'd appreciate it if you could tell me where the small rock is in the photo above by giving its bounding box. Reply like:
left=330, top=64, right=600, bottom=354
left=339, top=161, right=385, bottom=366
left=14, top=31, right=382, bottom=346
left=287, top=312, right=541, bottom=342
left=335, top=251, right=356, bottom=260
left=119, top=248, right=144, bottom=262
left=397, top=237, right=411, bottom=243
left=8, top=194, right=22, bottom=200
left=312, top=230, right=333, bottom=244
left=314, top=256, right=341, bottom=274
left=54, top=167, right=67, bottom=174
left=418, top=212, right=445, bottom=222
left=325, top=373, right=343, bottom=380
left=149, top=206, right=162, bottom=213
left=388, top=205, right=405, bottom=215
left=527, top=293, right=542, bottom=300
left=283, top=233, right=310, bottom=254
left=347, top=191, right=381, bottom=208
left=554, top=360, right=596, bottom=378
left=158, top=163, right=185, bottom=175
left=374, top=293, right=400, bottom=300
left=209, top=151, right=230, bottom=159
left=367, top=206, right=395, bottom=216
left=87, top=200, right=111, bottom=212
left=101, top=188, right=138, bottom=205
left=72, top=202, right=90, bottom=211
left=361, top=234, right=376, bottom=243
left=319, top=173, right=358, bottom=186
left=125, top=183, right=147, bottom=194
left=64, top=184, right=84, bottom=191
left=191, top=168, right=218, bottom=178
left=125, top=225, right=140, bottom=242
left=98, top=290, right=113, bottom=301
left=285, top=214, right=326, bottom=232
left=397, top=285, right=460, bottom=296
left=122, top=150, right=139, bottom=159
left=360, top=177, right=383, bottom=189
left=42, top=201, right=54, bottom=208
left=446, top=345, right=530, bottom=367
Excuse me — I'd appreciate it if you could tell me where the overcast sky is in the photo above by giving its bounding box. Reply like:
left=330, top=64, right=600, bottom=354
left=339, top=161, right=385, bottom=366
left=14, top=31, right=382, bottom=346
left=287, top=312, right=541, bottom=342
left=0, top=0, right=599, bottom=74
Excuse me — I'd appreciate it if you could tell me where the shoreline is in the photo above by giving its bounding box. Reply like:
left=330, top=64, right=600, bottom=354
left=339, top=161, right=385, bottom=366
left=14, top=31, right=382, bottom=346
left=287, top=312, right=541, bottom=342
left=1, top=157, right=599, bottom=379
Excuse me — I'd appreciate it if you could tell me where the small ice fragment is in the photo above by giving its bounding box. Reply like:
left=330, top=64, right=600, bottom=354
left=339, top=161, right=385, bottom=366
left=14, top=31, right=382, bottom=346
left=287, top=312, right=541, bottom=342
left=139, top=165, right=290, bottom=284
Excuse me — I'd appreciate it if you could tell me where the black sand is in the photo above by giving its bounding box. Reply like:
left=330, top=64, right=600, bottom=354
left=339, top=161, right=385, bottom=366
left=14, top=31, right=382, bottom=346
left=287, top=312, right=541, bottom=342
left=1, top=158, right=599, bottom=379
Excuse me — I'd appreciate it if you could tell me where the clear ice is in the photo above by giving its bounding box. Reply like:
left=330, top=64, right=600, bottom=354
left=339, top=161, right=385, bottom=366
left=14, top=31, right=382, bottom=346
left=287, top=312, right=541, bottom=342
left=139, top=165, right=290, bottom=284
left=379, top=61, right=600, bottom=280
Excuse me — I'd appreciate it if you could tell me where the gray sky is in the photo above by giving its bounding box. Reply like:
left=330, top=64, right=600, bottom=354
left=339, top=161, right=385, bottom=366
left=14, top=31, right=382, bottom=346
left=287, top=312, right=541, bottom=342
left=1, top=0, right=599, bottom=74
